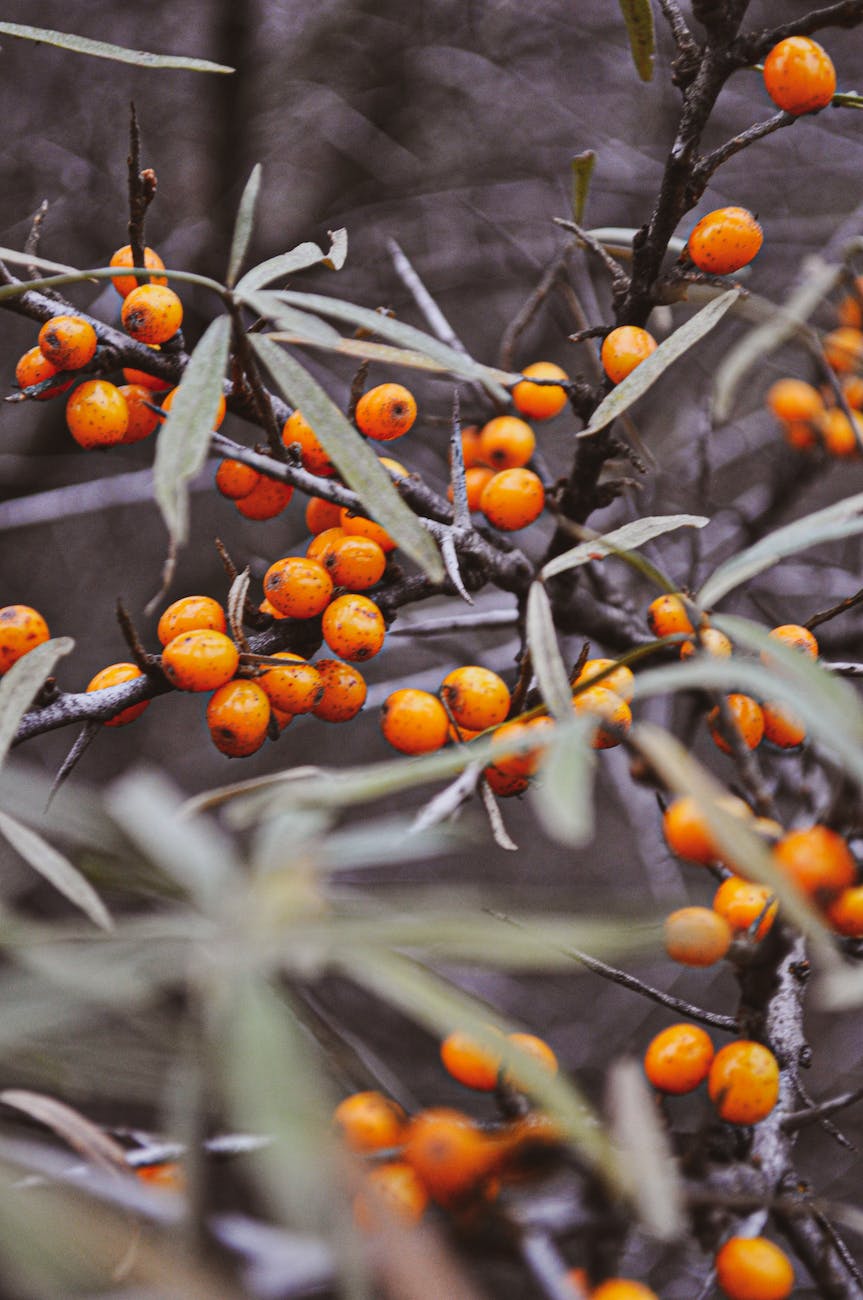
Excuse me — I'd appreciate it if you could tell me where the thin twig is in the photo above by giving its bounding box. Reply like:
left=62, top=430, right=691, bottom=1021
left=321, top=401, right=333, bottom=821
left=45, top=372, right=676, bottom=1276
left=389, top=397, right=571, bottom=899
left=693, top=112, right=795, bottom=190
left=553, top=219, right=629, bottom=302
left=805, top=588, right=863, bottom=632
left=782, top=1085, right=863, bottom=1132
left=387, top=237, right=469, bottom=357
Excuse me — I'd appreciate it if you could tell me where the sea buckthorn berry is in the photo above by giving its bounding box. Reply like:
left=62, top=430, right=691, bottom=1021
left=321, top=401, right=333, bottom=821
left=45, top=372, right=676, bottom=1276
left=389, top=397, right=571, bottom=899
left=820, top=408, right=863, bottom=457
left=281, top=410, right=335, bottom=476
left=109, top=244, right=168, bottom=298
left=761, top=700, right=806, bottom=749
left=354, top=1162, right=428, bottom=1231
left=503, top=1032, right=558, bottom=1087
left=264, top=556, right=333, bottom=619
left=664, top=907, right=732, bottom=967
left=708, top=1041, right=780, bottom=1125
left=85, top=662, right=149, bottom=727
left=662, top=794, right=752, bottom=866
left=322, top=593, right=385, bottom=662
left=823, top=326, right=863, bottom=374
left=379, top=455, right=409, bottom=477
left=478, top=416, right=536, bottom=470
left=571, top=685, right=632, bottom=749
left=574, top=657, right=635, bottom=703
left=763, top=36, right=836, bottom=115
left=843, top=374, right=863, bottom=408
left=592, top=1281, right=659, bottom=1300
left=687, top=207, right=763, bottom=275
left=441, top=665, right=511, bottom=732
left=511, top=361, right=569, bottom=420
left=783, top=419, right=818, bottom=451
left=646, top=593, right=695, bottom=638
left=713, top=877, right=778, bottom=941
left=459, top=425, right=486, bottom=469
left=38, top=315, right=97, bottom=371
left=258, top=652, right=323, bottom=715
left=479, top=467, right=545, bottom=531
left=490, top=716, right=554, bottom=778
left=14, top=346, right=73, bottom=399
left=121, top=284, right=183, bottom=345
left=306, top=526, right=346, bottom=563
left=0, top=605, right=50, bottom=674
left=306, top=496, right=343, bottom=534
left=117, top=384, right=161, bottom=445
left=259, top=597, right=288, bottom=621
left=402, top=1108, right=497, bottom=1203
left=773, top=825, right=856, bottom=901
left=483, top=764, right=529, bottom=797
left=765, top=377, right=824, bottom=423
left=825, top=885, right=863, bottom=937
left=157, top=596, right=227, bottom=647
left=216, top=458, right=260, bottom=501
left=441, top=1029, right=503, bottom=1091
left=333, top=1091, right=406, bottom=1153
left=161, top=385, right=226, bottom=430
left=449, top=466, right=495, bottom=512
left=271, top=705, right=293, bottom=731
left=161, top=629, right=239, bottom=692
left=65, top=379, right=129, bottom=448
left=235, top=476, right=293, bottom=520
left=355, top=383, right=417, bottom=441
left=838, top=278, right=863, bottom=329
left=643, top=1023, right=714, bottom=1095
left=206, top=679, right=271, bottom=757
left=715, top=1235, right=794, bottom=1300
left=708, top=695, right=765, bottom=754
left=764, top=623, right=818, bottom=660
left=381, top=688, right=449, bottom=754
left=339, top=509, right=396, bottom=552
left=680, top=627, right=733, bottom=659
left=325, top=535, right=387, bottom=591
left=601, top=326, right=657, bottom=384
left=312, top=659, right=367, bottom=722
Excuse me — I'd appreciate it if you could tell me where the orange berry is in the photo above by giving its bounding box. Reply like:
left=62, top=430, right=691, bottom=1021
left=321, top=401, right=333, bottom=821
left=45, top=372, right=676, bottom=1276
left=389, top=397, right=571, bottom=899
left=161, top=385, right=226, bottom=430
left=281, top=410, right=335, bottom=476
left=764, top=623, right=818, bottom=660
left=157, top=595, right=227, bottom=647
left=825, top=885, right=863, bottom=937
left=117, top=384, right=161, bottom=444
left=680, top=627, right=733, bottom=659
left=263, top=557, right=333, bottom=619
left=339, top=507, right=396, bottom=553
left=0, top=604, right=50, bottom=674
left=761, top=700, right=806, bottom=749
left=662, top=794, right=751, bottom=866
left=324, top=535, right=387, bottom=591
left=823, top=326, right=863, bottom=374
left=216, top=458, right=260, bottom=501
left=306, top=526, right=346, bottom=563
left=121, top=284, right=183, bottom=345
left=305, top=496, right=343, bottom=534
left=458, top=425, right=487, bottom=468
left=449, top=465, right=495, bottom=512
left=511, top=361, right=569, bottom=420
left=708, top=695, right=765, bottom=754
left=687, top=207, right=763, bottom=275
left=490, top=716, right=554, bottom=778
left=271, top=705, right=294, bottom=731
left=259, top=597, right=288, bottom=621
left=235, top=476, right=293, bottom=520
left=14, top=346, right=73, bottom=399
left=820, top=407, right=863, bottom=457
left=478, top=416, right=536, bottom=470
left=441, top=665, right=511, bottom=732
left=86, top=662, right=149, bottom=727
left=161, top=629, right=239, bottom=692
left=206, top=679, right=271, bottom=757
left=312, top=658, right=367, bottom=722
left=600, top=326, right=657, bottom=384
left=571, top=685, right=632, bottom=749
left=440, top=1029, right=503, bottom=1091
left=763, top=36, right=836, bottom=115
left=773, top=824, right=857, bottom=901
left=713, top=877, right=777, bottom=941
left=843, top=374, right=863, bottom=408
left=402, top=1108, right=496, bottom=1204
left=765, top=378, right=824, bottom=423
left=37, top=315, right=97, bottom=371
left=333, top=1091, right=406, bottom=1153
left=109, top=244, right=168, bottom=298
left=592, top=1281, right=659, bottom=1300
left=838, top=279, right=863, bottom=329
left=379, top=455, right=409, bottom=477
left=715, top=1235, right=794, bottom=1300
left=664, top=907, right=732, bottom=967
left=503, top=1032, right=558, bottom=1087
left=355, top=383, right=417, bottom=441
left=258, top=652, right=323, bottom=715
left=381, top=688, right=449, bottom=754
left=783, top=419, right=818, bottom=451
left=483, top=764, right=529, bottom=797
left=65, top=379, right=129, bottom=448
left=646, top=593, right=695, bottom=638
left=353, top=1161, right=428, bottom=1231
left=479, top=467, right=545, bottom=530
left=573, top=657, right=635, bottom=702
left=643, top=1023, right=714, bottom=1095
left=321, top=593, right=386, bottom=662
left=708, top=1040, right=780, bottom=1125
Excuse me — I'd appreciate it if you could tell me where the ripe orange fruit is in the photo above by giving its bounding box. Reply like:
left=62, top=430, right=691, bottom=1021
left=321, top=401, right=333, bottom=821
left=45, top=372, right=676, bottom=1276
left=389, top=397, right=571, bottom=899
left=761, top=700, right=806, bottom=749
left=600, top=326, right=657, bottom=384
left=441, top=665, right=511, bottom=732
left=765, top=377, right=824, bottom=423
left=822, top=407, right=863, bottom=456
left=713, top=877, right=777, bottom=941
left=402, top=1108, right=497, bottom=1204
left=823, top=326, right=863, bottom=374
left=511, top=361, right=569, bottom=420
left=763, top=36, right=836, bottom=115
left=216, top=458, right=260, bottom=501
left=339, top=508, right=396, bottom=553
left=157, top=595, right=227, bottom=647
left=643, top=1023, right=714, bottom=1095
left=489, top=716, right=554, bottom=778
left=85, top=662, right=149, bottom=727
left=440, top=1029, right=503, bottom=1091
left=206, top=679, right=271, bottom=757
left=258, top=652, right=323, bottom=715
left=321, top=593, right=386, bottom=661
left=457, top=425, right=486, bottom=468
left=38, top=315, right=97, bottom=370
left=591, top=1283, right=659, bottom=1300
left=715, top=1235, right=794, bottom=1300
left=312, top=659, right=367, bottom=722
left=14, top=346, right=73, bottom=399
left=109, top=244, right=168, bottom=298
left=449, top=466, right=495, bottom=512
left=571, top=685, right=632, bottom=749
left=306, top=526, right=345, bottom=564
left=782, top=419, right=818, bottom=451
left=708, top=694, right=764, bottom=754
left=263, top=556, right=334, bottom=619
left=65, top=379, right=129, bottom=448
left=478, top=416, right=536, bottom=470
left=353, top=1162, right=428, bottom=1231
left=324, top=535, right=387, bottom=591
left=687, top=207, right=763, bottom=275
left=573, top=657, right=635, bottom=702
left=121, top=284, right=183, bottom=345
left=646, top=593, right=695, bottom=638
left=281, top=410, right=335, bottom=476
left=773, top=825, right=857, bottom=901
left=479, top=467, right=545, bottom=530
left=708, top=1040, right=780, bottom=1125
left=763, top=623, right=818, bottom=660
left=381, top=688, right=450, bottom=754
left=117, top=384, right=162, bottom=444
left=825, top=885, right=863, bottom=937
left=355, top=383, right=417, bottom=441
left=235, top=476, right=293, bottom=520
left=0, top=604, right=50, bottom=674
left=662, top=794, right=751, bottom=866
left=680, top=627, right=733, bottom=659
left=333, top=1091, right=406, bottom=1153
left=664, top=907, right=732, bottom=967
left=161, top=629, right=239, bottom=692
left=306, top=496, right=343, bottom=534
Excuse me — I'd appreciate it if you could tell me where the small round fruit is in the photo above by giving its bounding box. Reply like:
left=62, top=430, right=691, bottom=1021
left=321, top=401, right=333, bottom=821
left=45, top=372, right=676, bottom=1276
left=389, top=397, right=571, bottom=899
left=783, top=419, right=818, bottom=451
left=117, top=384, right=162, bottom=443
left=823, top=326, right=863, bottom=374
left=206, top=679, right=271, bottom=757
left=664, top=907, right=732, bottom=967
left=258, top=652, right=323, bottom=715
left=355, top=383, right=417, bottom=441
left=765, top=378, right=824, bottom=423
left=354, top=1162, right=428, bottom=1230
left=14, top=346, right=73, bottom=399
left=680, top=627, right=733, bottom=659
left=321, top=593, right=386, bottom=662
left=235, top=476, right=293, bottom=520
left=161, top=385, right=226, bottom=430
left=573, top=657, right=635, bottom=703
left=503, top=1032, right=558, bottom=1087
left=157, top=596, right=227, bottom=647
left=662, top=794, right=751, bottom=866
left=440, top=1029, right=503, bottom=1091
left=708, top=1040, right=780, bottom=1125
left=458, top=425, right=486, bottom=468
left=489, top=716, right=554, bottom=778
left=715, top=1235, right=794, bottom=1300
left=708, top=695, right=765, bottom=754
left=306, top=497, right=344, bottom=534
left=761, top=700, right=806, bottom=749
left=591, top=1282, right=659, bottom=1300
left=324, top=535, right=387, bottom=591
left=86, top=662, right=149, bottom=727
left=339, top=508, right=395, bottom=553
left=0, top=604, right=50, bottom=674
left=764, top=623, right=818, bottom=660
left=109, top=244, right=168, bottom=298
left=643, top=1023, right=714, bottom=1095
left=601, top=326, right=657, bottom=384
left=441, top=666, right=511, bottom=732
left=687, top=207, right=763, bottom=275
left=480, top=468, right=545, bottom=531
left=511, top=361, right=569, bottom=420
left=333, top=1091, right=406, bottom=1153
left=402, top=1107, right=496, bottom=1204
left=65, top=380, right=129, bottom=448
left=306, top=526, right=345, bottom=564
left=773, top=825, right=857, bottom=901
left=713, top=877, right=778, bottom=941
left=571, top=685, right=632, bottom=749
left=38, top=315, right=97, bottom=371
left=825, top=885, right=863, bottom=937
left=312, top=659, right=367, bottom=722
left=121, top=284, right=183, bottom=345
left=763, top=36, right=836, bottom=115
left=216, top=458, right=260, bottom=501
left=821, top=408, right=863, bottom=457
left=478, top=416, right=536, bottom=470
left=449, top=466, right=495, bottom=512
left=161, top=629, right=239, bottom=692
left=381, top=688, right=449, bottom=754
left=281, top=410, right=335, bottom=476
left=263, top=556, right=334, bottom=619
left=646, top=593, right=695, bottom=638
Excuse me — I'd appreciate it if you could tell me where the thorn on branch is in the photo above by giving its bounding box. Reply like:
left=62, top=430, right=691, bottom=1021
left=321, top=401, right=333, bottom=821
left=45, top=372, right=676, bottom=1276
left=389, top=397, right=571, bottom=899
left=127, top=102, right=157, bottom=288
left=553, top=218, right=630, bottom=306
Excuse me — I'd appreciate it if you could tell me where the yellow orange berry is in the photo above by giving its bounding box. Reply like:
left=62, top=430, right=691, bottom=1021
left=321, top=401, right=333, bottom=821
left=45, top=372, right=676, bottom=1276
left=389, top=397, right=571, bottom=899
left=644, top=1023, right=714, bottom=1094
left=354, top=1162, right=428, bottom=1231
left=216, top=458, right=260, bottom=501
left=571, top=685, right=632, bottom=749
left=109, top=244, right=168, bottom=298
left=440, top=1029, right=503, bottom=1091
left=355, top=383, right=417, bottom=441
left=708, top=695, right=765, bottom=754
left=38, top=315, right=97, bottom=370
left=715, top=1235, right=794, bottom=1300
left=206, top=679, right=271, bottom=757
left=117, top=383, right=161, bottom=443
left=688, top=207, right=763, bottom=275
left=601, top=326, right=657, bottom=384
left=161, top=629, right=239, bottom=692
left=312, top=659, right=367, bottom=722
left=14, top=346, right=73, bottom=399
left=402, top=1108, right=497, bottom=1204
left=121, top=284, right=183, bottom=345
left=765, top=377, right=824, bottom=423
left=511, top=361, right=569, bottom=420
left=0, top=604, right=50, bottom=674
left=258, top=652, right=323, bottom=715
left=441, top=665, right=511, bottom=731
left=333, top=1091, right=406, bottom=1153
left=85, top=662, right=149, bottom=727
left=479, top=467, right=545, bottom=530
left=763, top=36, right=836, bottom=116
left=65, top=379, right=129, bottom=448
left=321, top=593, right=386, bottom=661
left=263, top=556, right=334, bottom=619
left=281, top=410, right=335, bottom=476
left=157, top=596, right=227, bottom=647
left=825, top=885, right=863, bottom=937
left=713, top=877, right=777, bottom=941
left=339, top=508, right=396, bottom=553
left=478, top=416, right=536, bottom=470
left=664, top=907, right=732, bottom=967
left=646, top=593, right=695, bottom=638
left=381, top=688, right=449, bottom=754
left=235, top=476, right=293, bottom=520
left=773, top=825, right=856, bottom=901
left=761, top=700, right=806, bottom=749
left=823, top=326, right=863, bottom=374
left=573, top=657, right=635, bottom=702
left=324, top=535, right=387, bottom=591
left=708, top=1040, right=780, bottom=1125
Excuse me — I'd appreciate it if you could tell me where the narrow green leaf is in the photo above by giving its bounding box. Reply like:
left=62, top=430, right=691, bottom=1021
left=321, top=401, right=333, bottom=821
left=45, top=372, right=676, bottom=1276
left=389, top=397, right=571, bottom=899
left=153, top=316, right=231, bottom=550
left=571, top=152, right=596, bottom=225
left=0, top=810, right=112, bottom=931
left=266, top=330, right=519, bottom=381
left=698, top=490, right=863, bottom=608
left=526, top=584, right=573, bottom=720
left=251, top=335, right=444, bottom=582
left=235, top=230, right=348, bottom=294
left=238, top=291, right=342, bottom=344
left=579, top=289, right=741, bottom=439
left=618, top=0, right=655, bottom=81
left=0, top=22, right=234, bottom=72
left=0, top=247, right=79, bottom=276
left=0, top=637, right=74, bottom=770
left=541, top=514, right=708, bottom=581
left=531, top=715, right=597, bottom=846
left=0, top=263, right=228, bottom=303
left=226, top=164, right=262, bottom=288
left=606, top=1059, right=685, bottom=1240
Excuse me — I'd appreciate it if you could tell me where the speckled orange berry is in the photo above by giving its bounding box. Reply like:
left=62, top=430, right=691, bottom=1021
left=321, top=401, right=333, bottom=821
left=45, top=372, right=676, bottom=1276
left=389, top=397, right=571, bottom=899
left=14, top=346, right=73, bottom=399
left=324, top=535, right=387, bottom=591
left=715, top=1235, right=794, bottom=1300
left=235, top=476, right=293, bottom=520
left=441, top=665, right=511, bottom=731
left=644, top=1023, right=714, bottom=1095
left=216, top=458, right=260, bottom=500
left=121, top=284, right=183, bottom=345
left=573, top=657, right=635, bottom=702
left=381, top=688, right=449, bottom=754
left=708, top=695, right=765, bottom=754
left=402, top=1108, right=497, bottom=1204
left=764, top=36, right=836, bottom=115
left=0, top=604, right=50, bottom=674
left=333, top=1091, right=406, bottom=1153
left=355, top=383, right=417, bottom=441
left=161, top=629, right=239, bottom=692
left=479, top=416, right=536, bottom=470
left=761, top=700, right=806, bottom=749
left=281, top=410, right=335, bottom=476
left=109, top=244, right=168, bottom=298
left=765, top=378, right=824, bottom=423
left=441, top=1029, right=503, bottom=1091
left=354, top=1162, right=428, bottom=1231
left=825, top=885, right=863, bottom=937
left=322, top=593, right=386, bottom=661
left=65, top=380, right=129, bottom=448
left=646, top=592, right=695, bottom=638
left=206, top=679, right=271, bottom=757
left=263, top=557, right=333, bottom=619
left=490, top=716, right=555, bottom=778
left=708, top=1040, right=780, bottom=1125
left=713, top=877, right=777, bottom=941
left=512, top=361, right=569, bottom=420
left=662, top=794, right=751, bottom=865
left=339, top=508, right=395, bottom=553
left=480, top=467, right=545, bottom=530
left=157, top=596, right=227, bottom=647
left=306, top=526, right=345, bottom=564
left=258, top=652, right=323, bottom=715
left=773, top=825, right=856, bottom=901
left=86, top=662, right=149, bottom=727
left=571, top=684, right=632, bottom=749
left=312, top=658, right=367, bottom=722
left=601, top=326, right=657, bottom=384
left=823, top=326, right=863, bottom=374
left=664, top=907, right=732, bottom=967
left=38, top=315, right=97, bottom=371
left=764, top=623, right=818, bottom=660
left=161, top=385, right=225, bottom=429
left=687, top=208, right=763, bottom=275
left=306, top=496, right=343, bottom=534
left=117, top=383, right=161, bottom=443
